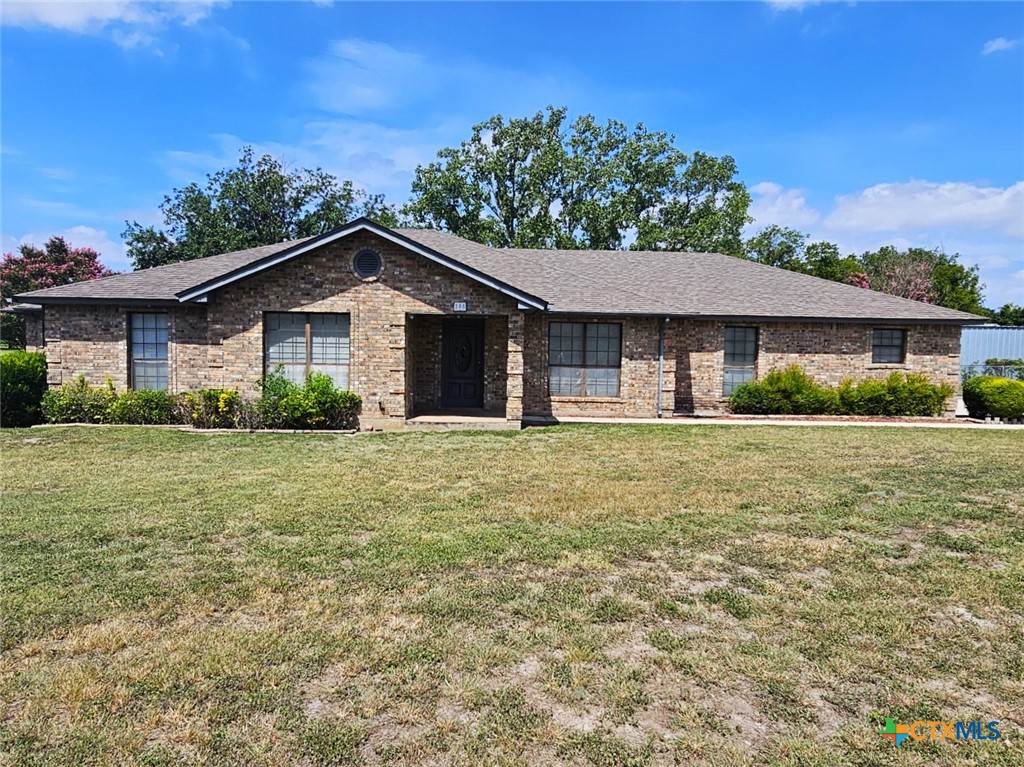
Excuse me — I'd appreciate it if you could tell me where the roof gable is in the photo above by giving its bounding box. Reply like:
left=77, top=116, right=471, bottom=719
left=174, top=218, right=548, bottom=309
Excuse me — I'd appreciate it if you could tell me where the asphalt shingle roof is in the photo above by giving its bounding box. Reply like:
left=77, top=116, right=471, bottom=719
left=396, top=229, right=983, bottom=322
left=15, top=223, right=983, bottom=323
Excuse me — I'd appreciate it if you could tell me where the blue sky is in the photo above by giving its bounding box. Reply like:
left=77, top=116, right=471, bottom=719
left=2, top=1, right=1022, bottom=306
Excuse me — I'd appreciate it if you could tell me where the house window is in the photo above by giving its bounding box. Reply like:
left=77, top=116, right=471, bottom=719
left=548, top=322, right=621, bottom=397
left=723, top=327, right=757, bottom=396
left=130, top=312, right=169, bottom=391
left=265, top=312, right=350, bottom=389
left=872, top=328, right=906, bottom=364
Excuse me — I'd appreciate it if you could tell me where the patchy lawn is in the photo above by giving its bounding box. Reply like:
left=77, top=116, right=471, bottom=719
left=1, top=425, right=1022, bottom=766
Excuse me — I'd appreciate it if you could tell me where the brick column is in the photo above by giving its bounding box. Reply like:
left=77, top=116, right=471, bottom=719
left=505, top=312, right=524, bottom=423
left=660, top=318, right=677, bottom=416
left=44, top=308, right=62, bottom=387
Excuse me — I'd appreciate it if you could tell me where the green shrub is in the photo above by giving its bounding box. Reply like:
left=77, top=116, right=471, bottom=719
left=731, top=366, right=953, bottom=417
left=837, top=372, right=952, bottom=417
left=301, top=372, right=361, bottom=430
left=182, top=389, right=243, bottom=428
left=256, top=367, right=361, bottom=429
left=106, top=389, right=183, bottom=425
left=255, top=369, right=303, bottom=428
left=41, top=376, right=117, bottom=424
left=962, top=376, right=1024, bottom=419
left=0, top=350, right=47, bottom=427
left=730, top=365, right=838, bottom=415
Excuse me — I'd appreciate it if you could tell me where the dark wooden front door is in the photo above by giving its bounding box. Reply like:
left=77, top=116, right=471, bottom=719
left=441, top=318, right=484, bottom=408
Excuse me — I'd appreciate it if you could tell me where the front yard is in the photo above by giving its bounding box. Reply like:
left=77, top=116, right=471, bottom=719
left=1, top=425, right=1021, bottom=766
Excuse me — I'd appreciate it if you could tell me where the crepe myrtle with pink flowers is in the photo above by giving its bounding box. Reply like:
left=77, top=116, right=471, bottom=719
left=1, top=237, right=116, bottom=348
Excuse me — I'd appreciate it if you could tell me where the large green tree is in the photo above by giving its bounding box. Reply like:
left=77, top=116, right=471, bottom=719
left=404, top=107, right=750, bottom=254
left=988, top=303, right=1024, bottom=326
left=743, top=225, right=859, bottom=282
left=123, top=147, right=398, bottom=269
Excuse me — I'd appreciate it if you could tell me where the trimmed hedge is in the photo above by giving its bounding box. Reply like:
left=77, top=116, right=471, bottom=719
left=962, top=376, right=1024, bottom=420
left=40, top=369, right=362, bottom=430
left=730, top=365, right=953, bottom=417
left=838, top=373, right=953, bottom=417
left=0, top=350, right=47, bottom=427
left=106, top=389, right=183, bottom=425
left=729, top=366, right=838, bottom=415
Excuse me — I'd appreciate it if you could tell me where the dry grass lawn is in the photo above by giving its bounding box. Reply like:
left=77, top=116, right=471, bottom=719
left=1, top=424, right=1022, bottom=766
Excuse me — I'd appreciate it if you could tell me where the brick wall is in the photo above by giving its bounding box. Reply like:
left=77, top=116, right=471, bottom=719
left=39, top=304, right=208, bottom=390
left=33, top=231, right=964, bottom=423
left=203, top=232, right=520, bottom=427
left=409, top=314, right=442, bottom=413
left=24, top=314, right=44, bottom=352
left=523, top=315, right=665, bottom=418
left=671, top=320, right=961, bottom=414
left=523, top=317, right=961, bottom=419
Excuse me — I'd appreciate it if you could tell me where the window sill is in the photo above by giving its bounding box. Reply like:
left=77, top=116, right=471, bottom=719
left=867, top=363, right=909, bottom=370
left=549, top=396, right=624, bottom=403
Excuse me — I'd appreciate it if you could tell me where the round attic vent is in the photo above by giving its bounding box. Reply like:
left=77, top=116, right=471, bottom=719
left=353, top=249, right=382, bottom=279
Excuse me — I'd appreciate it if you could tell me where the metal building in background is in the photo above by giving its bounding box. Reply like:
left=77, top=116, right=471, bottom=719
left=961, top=325, right=1024, bottom=379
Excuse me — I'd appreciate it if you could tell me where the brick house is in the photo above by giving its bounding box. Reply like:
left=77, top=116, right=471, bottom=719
left=13, top=218, right=984, bottom=427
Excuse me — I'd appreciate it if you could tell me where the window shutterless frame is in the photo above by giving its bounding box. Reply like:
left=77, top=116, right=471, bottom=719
left=548, top=321, right=622, bottom=397
left=264, top=312, right=351, bottom=389
left=723, top=326, right=758, bottom=396
left=872, top=328, right=906, bottom=364
left=129, top=312, right=170, bottom=391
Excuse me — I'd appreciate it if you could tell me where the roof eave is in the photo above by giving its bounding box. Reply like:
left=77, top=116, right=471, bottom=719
left=544, top=309, right=986, bottom=324
left=10, top=296, right=183, bottom=308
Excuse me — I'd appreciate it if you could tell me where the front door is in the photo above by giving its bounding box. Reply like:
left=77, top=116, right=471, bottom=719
left=441, top=318, right=484, bottom=408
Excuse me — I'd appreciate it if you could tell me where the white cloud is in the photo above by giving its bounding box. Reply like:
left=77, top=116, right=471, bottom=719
left=1, top=1, right=227, bottom=50
left=744, top=179, right=1024, bottom=307
left=306, top=39, right=426, bottom=113
left=748, top=181, right=821, bottom=229
left=766, top=1, right=822, bottom=12
left=824, top=180, right=1024, bottom=238
left=982, top=37, right=1020, bottom=56
left=157, top=38, right=585, bottom=203
left=303, top=37, right=582, bottom=120
left=157, top=120, right=445, bottom=206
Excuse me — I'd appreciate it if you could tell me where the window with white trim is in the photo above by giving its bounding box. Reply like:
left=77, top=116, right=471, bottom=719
left=265, top=312, right=350, bottom=389
left=548, top=321, right=621, bottom=397
left=723, top=327, right=757, bottom=396
left=130, top=312, right=169, bottom=391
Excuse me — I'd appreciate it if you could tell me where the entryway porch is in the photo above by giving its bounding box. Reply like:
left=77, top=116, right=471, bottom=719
left=404, top=312, right=524, bottom=426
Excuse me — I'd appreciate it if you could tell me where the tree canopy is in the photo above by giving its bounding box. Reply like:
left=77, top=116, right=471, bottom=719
left=742, top=226, right=987, bottom=315
left=988, top=303, right=1024, bottom=326
left=857, top=245, right=986, bottom=315
left=1, top=236, right=115, bottom=347
left=404, top=106, right=751, bottom=255
left=123, top=147, right=398, bottom=269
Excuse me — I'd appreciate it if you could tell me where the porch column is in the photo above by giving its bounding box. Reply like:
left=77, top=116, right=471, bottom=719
left=505, top=312, right=524, bottom=422
left=659, top=318, right=677, bottom=416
